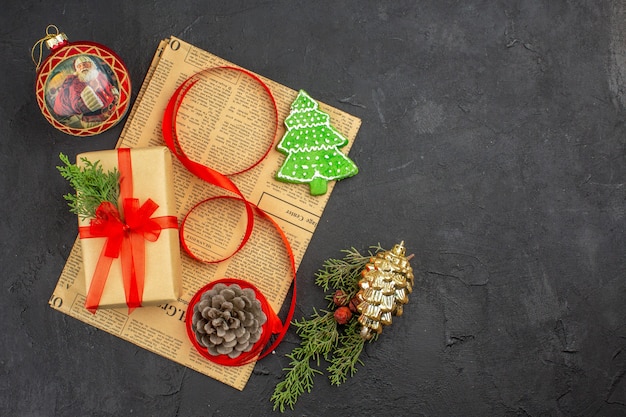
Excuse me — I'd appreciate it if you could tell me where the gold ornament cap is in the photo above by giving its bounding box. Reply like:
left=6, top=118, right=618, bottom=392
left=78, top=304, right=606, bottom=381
left=45, top=32, right=68, bottom=50
left=390, top=240, right=407, bottom=257
left=31, top=25, right=68, bottom=70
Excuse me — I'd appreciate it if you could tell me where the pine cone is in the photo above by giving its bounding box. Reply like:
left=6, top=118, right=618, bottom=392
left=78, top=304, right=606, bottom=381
left=191, top=283, right=267, bottom=358
left=356, top=242, right=414, bottom=340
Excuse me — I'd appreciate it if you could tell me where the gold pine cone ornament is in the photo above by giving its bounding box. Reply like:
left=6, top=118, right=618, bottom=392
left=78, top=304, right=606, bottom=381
left=355, top=241, right=414, bottom=340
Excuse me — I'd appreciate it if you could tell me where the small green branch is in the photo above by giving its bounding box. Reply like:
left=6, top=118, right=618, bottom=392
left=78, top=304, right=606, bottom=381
left=315, top=244, right=384, bottom=293
left=271, top=310, right=338, bottom=412
left=57, top=153, right=120, bottom=220
left=327, top=319, right=366, bottom=385
left=272, top=245, right=387, bottom=412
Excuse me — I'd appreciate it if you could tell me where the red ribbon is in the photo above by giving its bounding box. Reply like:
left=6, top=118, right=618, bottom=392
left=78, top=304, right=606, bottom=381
left=79, top=148, right=179, bottom=313
left=162, top=67, right=297, bottom=366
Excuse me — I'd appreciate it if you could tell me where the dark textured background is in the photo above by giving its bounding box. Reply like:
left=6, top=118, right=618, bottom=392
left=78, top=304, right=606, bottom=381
left=2, top=1, right=626, bottom=416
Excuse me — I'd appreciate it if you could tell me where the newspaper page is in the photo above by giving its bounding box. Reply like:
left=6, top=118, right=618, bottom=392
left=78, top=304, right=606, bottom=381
left=49, top=36, right=361, bottom=390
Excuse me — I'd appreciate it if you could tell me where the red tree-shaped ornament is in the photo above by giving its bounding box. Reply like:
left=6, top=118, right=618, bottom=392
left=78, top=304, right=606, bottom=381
left=275, top=90, right=358, bottom=195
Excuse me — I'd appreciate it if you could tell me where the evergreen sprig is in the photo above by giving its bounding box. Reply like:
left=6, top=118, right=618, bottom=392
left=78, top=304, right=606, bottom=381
left=327, top=319, right=366, bottom=385
left=315, top=244, right=383, bottom=293
left=271, top=245, right=385, bottom=412
left=270, top=310, right=338, bottom=413
left=57, top=153, right=120, bottom=220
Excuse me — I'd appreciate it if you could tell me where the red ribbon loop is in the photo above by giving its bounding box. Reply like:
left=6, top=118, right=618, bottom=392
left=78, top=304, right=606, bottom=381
left=79, top=149, right=179, bottom=314
left=163, top=67, right=297, bottom=366
left=124, top=198, right=163, bottom=242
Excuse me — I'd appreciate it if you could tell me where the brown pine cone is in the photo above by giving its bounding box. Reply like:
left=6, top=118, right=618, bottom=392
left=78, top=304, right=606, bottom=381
left=191, top=283, right=267, bottom=358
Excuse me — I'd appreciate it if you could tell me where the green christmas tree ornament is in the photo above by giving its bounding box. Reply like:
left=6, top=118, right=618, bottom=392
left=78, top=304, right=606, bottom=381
left=275, top=90, right=358, bottom=195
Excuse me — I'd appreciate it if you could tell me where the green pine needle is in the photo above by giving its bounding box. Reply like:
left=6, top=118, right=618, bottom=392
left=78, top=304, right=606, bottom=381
left=57, top=153, right=120, bottom=220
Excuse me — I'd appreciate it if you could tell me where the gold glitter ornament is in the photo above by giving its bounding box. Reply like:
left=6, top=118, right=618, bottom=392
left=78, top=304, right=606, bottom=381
left=355, top=241, right=414, bottom=340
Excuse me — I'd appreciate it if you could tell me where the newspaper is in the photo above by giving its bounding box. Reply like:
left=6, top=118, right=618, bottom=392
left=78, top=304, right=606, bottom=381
left=49, top=37, right=361, bottom=390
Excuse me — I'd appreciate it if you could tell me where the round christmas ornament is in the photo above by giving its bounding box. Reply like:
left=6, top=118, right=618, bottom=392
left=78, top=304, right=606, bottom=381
left=32, top=25, right=131, bottom=136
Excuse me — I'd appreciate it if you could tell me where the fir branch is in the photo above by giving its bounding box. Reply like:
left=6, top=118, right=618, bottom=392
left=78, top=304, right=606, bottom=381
left=271, top=310, right=338, bottom=412
left=271, top=348, right=322, bottom=412
left=327, top=319, right=366, bottom=385
left=293, top=310, right=339, bottom=364
left=272, top=245, right=388, bottom=412
left=57, top=153, right=120, bottom=220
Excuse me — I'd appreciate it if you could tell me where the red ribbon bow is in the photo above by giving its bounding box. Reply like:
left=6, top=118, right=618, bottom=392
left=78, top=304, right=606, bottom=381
left=79, top=148, right=178, bottom=314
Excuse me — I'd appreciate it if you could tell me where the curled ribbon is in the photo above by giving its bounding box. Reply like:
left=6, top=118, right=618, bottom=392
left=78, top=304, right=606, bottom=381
left=79, top=148, right=179, bottom=313
left=162, top=66, right=297, bottom=366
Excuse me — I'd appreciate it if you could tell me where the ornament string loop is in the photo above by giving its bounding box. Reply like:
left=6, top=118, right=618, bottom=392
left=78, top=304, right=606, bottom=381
left=31, top=24, right=64, bottom=70
left=162, top=66, right=297, bottom=366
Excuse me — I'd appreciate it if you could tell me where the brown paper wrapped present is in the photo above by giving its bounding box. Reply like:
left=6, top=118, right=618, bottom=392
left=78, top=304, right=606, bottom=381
left=76, top=146, right=182, bottom=312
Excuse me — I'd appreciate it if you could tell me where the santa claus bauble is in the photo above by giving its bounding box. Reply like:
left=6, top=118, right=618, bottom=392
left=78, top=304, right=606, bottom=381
left=32, top=25, right=131, bottom=136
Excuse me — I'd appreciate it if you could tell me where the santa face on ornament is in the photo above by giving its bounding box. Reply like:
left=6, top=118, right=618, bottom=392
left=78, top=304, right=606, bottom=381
left=44, top=54, right=120, bottom=129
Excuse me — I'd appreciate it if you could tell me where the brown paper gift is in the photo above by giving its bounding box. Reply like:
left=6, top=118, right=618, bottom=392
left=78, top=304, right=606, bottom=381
left=77, top=146, right=182, bottom=311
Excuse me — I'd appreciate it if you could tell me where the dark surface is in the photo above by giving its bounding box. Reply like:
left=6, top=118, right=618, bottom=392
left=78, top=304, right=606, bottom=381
left=2, top=1, right=626, bottom=416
